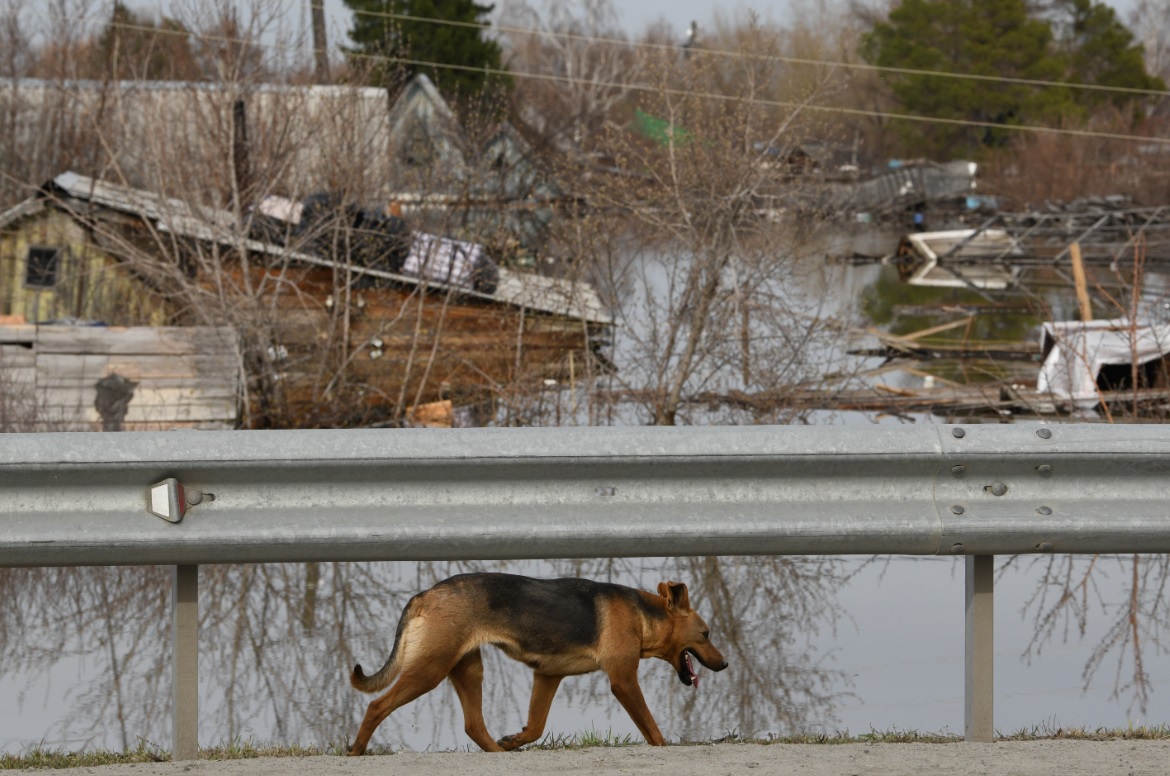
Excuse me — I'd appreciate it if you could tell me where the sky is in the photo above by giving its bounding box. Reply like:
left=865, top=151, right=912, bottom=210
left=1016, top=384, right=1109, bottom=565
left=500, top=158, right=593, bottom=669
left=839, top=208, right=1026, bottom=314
left=317, top=0, right=1142, bottom=43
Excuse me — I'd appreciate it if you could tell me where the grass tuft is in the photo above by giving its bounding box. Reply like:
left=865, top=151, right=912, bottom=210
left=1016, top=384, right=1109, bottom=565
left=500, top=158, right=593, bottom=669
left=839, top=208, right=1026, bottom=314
left=529, top=726, right=638, bottom=750
left=999, top=721, right=1170, bottom=742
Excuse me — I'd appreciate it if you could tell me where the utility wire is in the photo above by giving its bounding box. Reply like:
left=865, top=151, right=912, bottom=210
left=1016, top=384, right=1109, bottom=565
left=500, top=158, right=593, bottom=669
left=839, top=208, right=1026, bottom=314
left=374, top=53, right=1170, bottom=145
left=345, top=6, right=1170, bottom=99
left=83, top=21, right=1170, bottom=146
left=27, top=4, right=1170, bottom=99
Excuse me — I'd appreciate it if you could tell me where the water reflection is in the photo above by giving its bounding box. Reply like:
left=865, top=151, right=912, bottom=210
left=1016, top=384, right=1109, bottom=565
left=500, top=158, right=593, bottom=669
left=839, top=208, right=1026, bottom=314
left=0, top=557, right=850, bottom=752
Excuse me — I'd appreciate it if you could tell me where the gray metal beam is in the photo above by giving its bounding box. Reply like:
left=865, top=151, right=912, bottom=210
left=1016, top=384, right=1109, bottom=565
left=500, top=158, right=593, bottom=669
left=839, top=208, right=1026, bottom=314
left=3, top=424, right=1170, bottom=566
left=171, top=564, right=199, bottom=760
left=964, top=555, right=994, bottom=742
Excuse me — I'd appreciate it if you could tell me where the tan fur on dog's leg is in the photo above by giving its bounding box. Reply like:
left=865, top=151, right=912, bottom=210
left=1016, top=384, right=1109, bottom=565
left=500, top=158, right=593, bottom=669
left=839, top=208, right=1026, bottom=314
left=349, top=661, right=450, bottom=755
left=607, top=661, right=665, bottom=746
left=497, top=672, right=565, bottom=751
left=448, top=649, right=505, bottom=752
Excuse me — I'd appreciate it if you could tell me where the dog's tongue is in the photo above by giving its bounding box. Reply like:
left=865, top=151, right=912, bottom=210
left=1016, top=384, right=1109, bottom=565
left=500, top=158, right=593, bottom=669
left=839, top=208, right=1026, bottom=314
left=686, top=652, right=699, bottom=689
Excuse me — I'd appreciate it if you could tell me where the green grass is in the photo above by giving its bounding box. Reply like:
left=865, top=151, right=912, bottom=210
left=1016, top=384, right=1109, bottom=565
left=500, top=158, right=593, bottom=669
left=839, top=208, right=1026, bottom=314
left=529, top=726, right=638, bottom=750
left=6, top=725, right=1170, bottom=769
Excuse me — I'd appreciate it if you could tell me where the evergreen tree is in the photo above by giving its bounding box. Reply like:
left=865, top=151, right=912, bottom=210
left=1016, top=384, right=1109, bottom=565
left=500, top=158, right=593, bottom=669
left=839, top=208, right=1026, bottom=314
left=1051, top=0, right=1165, bottom=114
left=343, top=0, right=509, bottom=102
left=862, top=0, right=1070, bottom=157
left=863, top=0, right=1164, bottom=158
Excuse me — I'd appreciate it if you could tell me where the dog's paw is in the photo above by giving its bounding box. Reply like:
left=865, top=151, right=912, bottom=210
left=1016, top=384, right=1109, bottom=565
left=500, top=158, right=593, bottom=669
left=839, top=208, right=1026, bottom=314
left=496, top=735, right=522, bottom=751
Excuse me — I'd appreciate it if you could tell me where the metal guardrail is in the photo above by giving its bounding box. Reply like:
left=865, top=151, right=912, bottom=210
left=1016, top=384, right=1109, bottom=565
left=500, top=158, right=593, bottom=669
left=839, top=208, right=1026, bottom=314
left=3, top=423, right=1170, bottom=755
left=4, top=424, right=1169, bottom=565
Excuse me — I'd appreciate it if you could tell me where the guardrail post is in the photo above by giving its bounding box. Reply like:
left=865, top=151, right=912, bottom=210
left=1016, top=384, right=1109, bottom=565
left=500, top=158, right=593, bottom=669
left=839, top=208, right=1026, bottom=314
left=964, top=555, right=994, bottom=742
left=172, top=564, right=199, bottom=760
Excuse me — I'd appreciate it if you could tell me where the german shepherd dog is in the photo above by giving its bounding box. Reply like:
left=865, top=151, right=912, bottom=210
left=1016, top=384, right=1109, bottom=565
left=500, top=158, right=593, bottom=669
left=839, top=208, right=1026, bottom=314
left=347, top=572, right=728, bottom=754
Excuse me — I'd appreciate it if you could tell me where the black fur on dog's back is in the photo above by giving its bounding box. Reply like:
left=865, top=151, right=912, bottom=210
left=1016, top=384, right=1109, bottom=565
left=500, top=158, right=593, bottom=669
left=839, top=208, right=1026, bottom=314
left=446, top=572, right=666, bottom=655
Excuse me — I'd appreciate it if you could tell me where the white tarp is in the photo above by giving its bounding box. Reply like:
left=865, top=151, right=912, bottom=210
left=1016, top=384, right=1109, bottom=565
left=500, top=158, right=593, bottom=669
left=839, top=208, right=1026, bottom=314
left=257, top=195, right=303, bottom=224
left=1037, top=318, right=1170, bottom=409
left=404, top=232, right=485, bottom=290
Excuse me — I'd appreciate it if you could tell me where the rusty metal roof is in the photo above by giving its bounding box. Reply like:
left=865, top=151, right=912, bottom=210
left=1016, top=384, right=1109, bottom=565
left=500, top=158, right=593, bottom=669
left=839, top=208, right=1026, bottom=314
left=44, top=172, right=611, bottom=324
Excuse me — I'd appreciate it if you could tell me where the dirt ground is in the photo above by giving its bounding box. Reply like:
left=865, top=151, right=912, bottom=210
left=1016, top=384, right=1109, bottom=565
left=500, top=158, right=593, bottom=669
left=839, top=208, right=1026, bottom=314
left=46, top=741, right=1170, bottom=776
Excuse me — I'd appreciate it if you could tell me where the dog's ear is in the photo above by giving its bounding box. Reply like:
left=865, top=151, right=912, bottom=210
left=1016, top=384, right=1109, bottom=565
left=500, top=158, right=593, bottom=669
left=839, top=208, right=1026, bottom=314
left=658, top=581, right=691, bottom=611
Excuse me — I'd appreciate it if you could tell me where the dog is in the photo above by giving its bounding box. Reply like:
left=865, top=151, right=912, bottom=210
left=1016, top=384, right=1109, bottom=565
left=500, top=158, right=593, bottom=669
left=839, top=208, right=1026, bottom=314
left=347, top=572, right=728, bottom=754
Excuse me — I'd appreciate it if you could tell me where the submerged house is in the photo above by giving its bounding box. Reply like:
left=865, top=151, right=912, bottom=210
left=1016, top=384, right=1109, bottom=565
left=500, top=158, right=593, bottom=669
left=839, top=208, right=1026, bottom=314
left=381, top=74, right=563, bottom=266
left=892, top=229, right=1021, bottom=289
left=0, top=172, right=611, bottom=428
left=1038, top=319, right=1170, bottom=411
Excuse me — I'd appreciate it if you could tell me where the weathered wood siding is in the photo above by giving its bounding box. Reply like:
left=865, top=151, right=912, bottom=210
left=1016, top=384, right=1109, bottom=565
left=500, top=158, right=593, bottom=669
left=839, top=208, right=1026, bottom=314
left=0, top=209, right=171, bottom=325
left=0, top=325, right=240, bottom=431
left=224, top=263, right=604, bottom=423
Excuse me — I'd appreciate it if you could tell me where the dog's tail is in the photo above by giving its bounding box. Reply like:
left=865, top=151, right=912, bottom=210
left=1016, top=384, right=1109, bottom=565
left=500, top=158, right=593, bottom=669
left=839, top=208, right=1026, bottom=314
left=350, top=595, right=418, bottom=694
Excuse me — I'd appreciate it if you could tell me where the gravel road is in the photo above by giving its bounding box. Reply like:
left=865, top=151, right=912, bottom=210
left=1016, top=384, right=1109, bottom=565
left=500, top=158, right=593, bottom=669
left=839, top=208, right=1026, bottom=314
left=43, top=741, right=1170, bottom=776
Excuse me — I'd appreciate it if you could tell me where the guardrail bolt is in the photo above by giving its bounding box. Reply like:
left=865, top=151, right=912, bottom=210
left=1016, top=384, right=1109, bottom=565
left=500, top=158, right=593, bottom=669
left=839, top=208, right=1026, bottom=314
left=952, top=427, right=966, bottom=439
left=1036, top=542, right=1053, bottom=552
left=1036, top=428, right=1052, bottom=439
left=951, top=504, right=965, bottom=515
left=951, top=464, right=966, bottom=475
left=1036, top=464, right=1052, bottom=475
left=185, top=489, right=215, bottom=506
left=951, top=543, right=965, bottom=554
left=985, top=482, right=1008, bottom=497
left=1036, top=506, right=1053, bottom=515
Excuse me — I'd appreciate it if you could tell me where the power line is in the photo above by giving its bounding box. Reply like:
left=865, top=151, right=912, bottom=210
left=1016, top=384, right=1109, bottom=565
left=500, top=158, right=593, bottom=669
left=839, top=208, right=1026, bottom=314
left=81, top=21, right=1170, bottom=146
left=25, top=3, right=1170, bottom=99
left=344, top=6, right=1170, bottom=100
left=364, top=53, right=1170, bottom=145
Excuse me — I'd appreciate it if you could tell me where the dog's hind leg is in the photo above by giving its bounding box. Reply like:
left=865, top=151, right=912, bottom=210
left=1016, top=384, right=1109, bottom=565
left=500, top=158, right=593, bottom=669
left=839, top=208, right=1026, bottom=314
left=348, top=659, right=450, bottom=756
left=447, top=649, right=505, bottom=752
left=497, top=672, right=564, bottom=751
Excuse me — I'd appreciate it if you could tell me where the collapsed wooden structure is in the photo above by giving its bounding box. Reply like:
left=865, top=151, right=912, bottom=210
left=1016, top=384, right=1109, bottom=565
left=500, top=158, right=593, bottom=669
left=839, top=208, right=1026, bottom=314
left=0, top=173, right=611, bottom=429
left=869, top=201, right=1170, bottom=290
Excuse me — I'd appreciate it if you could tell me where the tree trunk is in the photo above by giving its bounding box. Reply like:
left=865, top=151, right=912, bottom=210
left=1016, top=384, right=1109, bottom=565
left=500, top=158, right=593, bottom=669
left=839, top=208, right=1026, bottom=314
left=311, top=0, right=330, bottom=83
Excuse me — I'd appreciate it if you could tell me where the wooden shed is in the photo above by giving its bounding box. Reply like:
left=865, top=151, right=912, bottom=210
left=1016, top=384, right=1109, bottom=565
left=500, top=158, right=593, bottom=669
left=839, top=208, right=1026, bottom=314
left=0, top=198, right=171, bottom=325
left=0, top=173, right=611, bottom=428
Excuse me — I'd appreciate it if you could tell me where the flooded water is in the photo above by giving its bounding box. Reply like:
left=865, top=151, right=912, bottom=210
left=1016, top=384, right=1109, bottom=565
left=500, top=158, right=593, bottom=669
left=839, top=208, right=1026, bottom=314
left=4, top=245, right=1170, bottom=754
left=2, top=553, right=1168, bottom=754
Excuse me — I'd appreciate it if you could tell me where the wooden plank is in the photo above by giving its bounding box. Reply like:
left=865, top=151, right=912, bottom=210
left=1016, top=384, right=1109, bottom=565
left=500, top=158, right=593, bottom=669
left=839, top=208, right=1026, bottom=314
left=1070, top=242, right=1093, bottom=321
left=33, top=353, right=109, bottom=383
left=37, top=353, right=239, bottom=381
left=33, top=325, right=239, bottom=356
left=0, top=344, right=36, bottom=371
left=38, top=387, right=238, bottom=410
left=42, top=376, right=237, bottom=393
left=0, top=325, right=37, bottom=345
left=34, top=399, right=238, bottom=425
left=898, top=317, right=976, bottom=342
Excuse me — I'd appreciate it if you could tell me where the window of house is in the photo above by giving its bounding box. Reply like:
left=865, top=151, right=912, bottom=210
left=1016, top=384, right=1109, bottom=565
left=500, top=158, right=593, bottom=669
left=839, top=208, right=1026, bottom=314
left=25, top=246, right=61, bottom=288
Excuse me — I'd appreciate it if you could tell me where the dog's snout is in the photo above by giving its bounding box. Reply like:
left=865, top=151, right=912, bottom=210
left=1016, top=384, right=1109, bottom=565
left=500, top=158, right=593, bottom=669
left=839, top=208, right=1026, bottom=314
left=716, top=659, right=728, bottom=671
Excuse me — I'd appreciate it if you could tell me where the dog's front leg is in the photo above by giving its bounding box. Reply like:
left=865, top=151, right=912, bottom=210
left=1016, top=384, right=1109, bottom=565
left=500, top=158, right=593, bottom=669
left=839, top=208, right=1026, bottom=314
left=498, top=672, right=564, bottom=751
left=606, top=663, right=666, bottom=746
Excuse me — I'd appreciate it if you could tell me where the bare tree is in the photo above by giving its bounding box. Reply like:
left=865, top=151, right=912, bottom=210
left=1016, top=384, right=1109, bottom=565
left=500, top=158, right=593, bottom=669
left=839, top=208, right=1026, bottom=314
left=1131, top=0, right=1170, bottom=85
left=499, top=0, right=638, bottom=152
left=310, top=0, right=329, bottom=82
left=551, top=17, right=854, bottom=425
